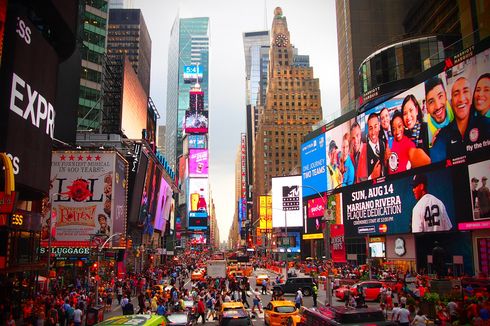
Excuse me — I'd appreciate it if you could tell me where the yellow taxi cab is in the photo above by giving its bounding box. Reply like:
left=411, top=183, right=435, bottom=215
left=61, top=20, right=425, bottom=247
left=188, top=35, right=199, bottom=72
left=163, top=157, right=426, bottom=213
left=263, top=300, right=299, bottom=326
left=191, top=269, right=206, bottom=281
left=219, top=301, right=246, bottom=319
left=255, top=274, right=270, bottom=286
left=228, top=269, right=244, bottom=280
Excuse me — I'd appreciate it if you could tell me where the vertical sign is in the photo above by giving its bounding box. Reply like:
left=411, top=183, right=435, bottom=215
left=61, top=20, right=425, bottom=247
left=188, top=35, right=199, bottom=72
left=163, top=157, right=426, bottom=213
left=330, top=224, right=346, bottom=262
left=240, top=133, right=247, bottom=221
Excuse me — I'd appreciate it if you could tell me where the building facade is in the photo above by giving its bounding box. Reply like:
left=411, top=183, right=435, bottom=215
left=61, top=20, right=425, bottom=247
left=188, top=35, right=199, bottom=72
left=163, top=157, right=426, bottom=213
left=107, top=8, right=151, bottom=96
left=253, top=7, right=323, bottom=247
left=78, top=0, right=110, bottom=130
left=165, top=17, right=209, bottom=169
left=157, top=125, right=166, bottom=155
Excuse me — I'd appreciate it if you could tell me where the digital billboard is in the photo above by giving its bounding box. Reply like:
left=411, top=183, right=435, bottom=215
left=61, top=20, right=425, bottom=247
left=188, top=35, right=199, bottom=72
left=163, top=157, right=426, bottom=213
left=304, top=193, right=342, bottom=238
left=276, top=231, right=300, bottom=253
left=184, top=110, right=208, bottom=134
left=154, top=177, right=172, bottom=232
left=183, top=65, right=203, bottom=83
left=331, top=224, right=346, bottom=262
left=112, top=154, right=128, bottom=247
left=122, top=58, right=148, bottom=139
left=138, top=154, right=162, bottom=236
left=466, top=159, right=490, bottom=224
left=188, top=134, right=207, bottom=149
left=188, top=211, right=208, bottom=230
left=189, top=149, right=208, bottom=177
left=187, top=178, right=209, bottom=214
left=189, top=233, right=207, bottom=245
left=343, top=169, right=455, bottom=237
left=301, top=134, right=327, bottom=196
left=42, top=152, right=126, bottom=247
left=127, top=145, right=148, bottom=225
left=0, top=6, right=59, bottom=194
left=272, top=176, right=303, bottom=228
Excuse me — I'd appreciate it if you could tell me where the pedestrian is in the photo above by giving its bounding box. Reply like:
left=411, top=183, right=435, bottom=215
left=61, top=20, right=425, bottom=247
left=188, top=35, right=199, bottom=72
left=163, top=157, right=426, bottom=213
left=73, top=305, right=83, bottom=326
left=411, top=310, right=428, bottom=326
left=294, top=290, right=303, bottom=309
left=391, top=302, right=401, bottom=323
left=251, top=288, right=263, bottom=314
left=261, top=278, right=268, bottom=295
left=197, top=298, right=206, bottom=324
left=397, top=303, right=411, bottom=326
left=138, top=292, right=146, bottom=314
left=344, top=286, right=351, bottom=308
left=312, top=283, right=318, bottom=307
left=241, top=287, right=250, bottom=308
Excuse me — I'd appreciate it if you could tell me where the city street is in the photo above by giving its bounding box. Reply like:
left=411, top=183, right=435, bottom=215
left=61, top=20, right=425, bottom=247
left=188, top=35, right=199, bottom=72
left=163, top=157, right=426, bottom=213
left=103, top=267, right=382, bottom=326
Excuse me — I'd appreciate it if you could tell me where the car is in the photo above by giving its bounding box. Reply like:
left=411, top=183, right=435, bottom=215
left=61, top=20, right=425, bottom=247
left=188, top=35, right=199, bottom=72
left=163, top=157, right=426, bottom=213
left=163, top=311, right=193, bottom=326
left=256, top=274, right=270, bottom=286
left=228, top=270, right=244, bottom=280
left=263, top=300, right=299, bottom=326
left=219, top=309, right=253, bottom=326
left=191, top=270, right=206, bottom=281
left=97, top=315, right=165, bottom=325
left=219, top=301, right=247, bottom=322
left=334, top=281, right=385, bottom=302
left=273, top=277, right=315, bottom=296
left=299, top=306, right=396, bottom=326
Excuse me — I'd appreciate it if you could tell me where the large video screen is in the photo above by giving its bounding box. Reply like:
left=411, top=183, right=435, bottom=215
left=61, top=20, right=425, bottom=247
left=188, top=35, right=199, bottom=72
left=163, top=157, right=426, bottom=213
left=122, top=58, right=148, bottom=139
left=342, top=169, right=455, bottom=237
left=272, top=176, right=303, bottom=228
left=303, top=47, right=490, bottom=193
left=189, top=149, right=208, bottom=177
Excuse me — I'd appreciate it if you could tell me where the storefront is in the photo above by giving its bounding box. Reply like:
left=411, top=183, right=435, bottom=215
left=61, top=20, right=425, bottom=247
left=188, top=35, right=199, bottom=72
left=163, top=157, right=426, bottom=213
left=385, top=234, right=416, bottom=273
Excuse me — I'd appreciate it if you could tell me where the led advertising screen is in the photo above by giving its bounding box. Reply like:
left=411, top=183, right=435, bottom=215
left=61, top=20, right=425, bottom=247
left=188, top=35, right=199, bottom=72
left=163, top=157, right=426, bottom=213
left=301, top=134, right=327, bottom=196
left=184, top=110, right=208, bottom=134
left=138, top=155, right=162, bottom=236
left=188, top=211, right=208, bottom=230
left=187, top=178, right=209, bottom=214
left=122, top=58, right=148, bottom=139
left=331, top=224, right=346, bottom=262
left=127, top=147, right=148, bottom=225
left=468, top=160, right=490, bottom=220
left=369, top=242, right=386, bottom=258
left=272, top=176, right=303, bottom=228
left=112, top=154, right=128, bottom=247
left=154, top=177, right=172, bottom=232
left=276, top=231, right=300, bottom=253
left=325, top=119, right=356, bottom=188
left=305, top=193, right=342, bottom=238
left=41, top=152, right=126, bottom=247
left=188, top=134, right=207, bottom=149
left=189, top=233, right=207, bottom=245
left=0, top=6, right=59, bottom=194
left=189, top=149, right=209, bottom=177
left=343, top=168, right=455, bottom=237
left=183, top=65, right=203, bottom=83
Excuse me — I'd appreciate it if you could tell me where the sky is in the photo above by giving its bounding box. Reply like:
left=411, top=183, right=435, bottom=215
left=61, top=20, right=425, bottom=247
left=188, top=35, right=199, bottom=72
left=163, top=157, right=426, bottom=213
left=133, top=0, right=341, bottom=242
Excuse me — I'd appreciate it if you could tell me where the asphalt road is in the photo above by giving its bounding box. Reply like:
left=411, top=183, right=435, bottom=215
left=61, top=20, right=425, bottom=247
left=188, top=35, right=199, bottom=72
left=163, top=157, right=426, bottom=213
left=102, top=268, right=381, bottom=325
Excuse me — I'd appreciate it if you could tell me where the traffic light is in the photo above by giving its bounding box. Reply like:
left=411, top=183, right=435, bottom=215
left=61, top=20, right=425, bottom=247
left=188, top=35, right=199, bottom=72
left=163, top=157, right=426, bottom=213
left=93, top=262, right=98, bottom=269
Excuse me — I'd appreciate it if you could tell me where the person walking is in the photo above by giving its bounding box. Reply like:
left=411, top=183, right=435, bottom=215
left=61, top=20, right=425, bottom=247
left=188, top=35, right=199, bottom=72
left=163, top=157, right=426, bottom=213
left=197, top=297, right=206, bottom=324
left=294, top=290, right=303, bottom=309
left=312, top=283, right=318, bottom=307
left=397, top=303, right=412, bottom=326
left=73, top=305, right=83, bottom=326
left=251, top=288, right=263, bottom=315
left=240, top=287, right=250, bottom=308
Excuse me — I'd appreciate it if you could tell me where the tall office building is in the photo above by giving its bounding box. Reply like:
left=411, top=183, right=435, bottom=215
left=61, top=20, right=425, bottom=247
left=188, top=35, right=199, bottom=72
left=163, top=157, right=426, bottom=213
left=107, top=9, right=151, bottom=96
left=335, top=0, right=409, bottom=113
left=254, top=7, right=322, bottom=198
left=166, top=17, right=210, bottom=169
left=157, top=125, right=166, bottom=155
left=77, top=0, right=109, bottom=131
left=109, top=0, right=133, bottom=9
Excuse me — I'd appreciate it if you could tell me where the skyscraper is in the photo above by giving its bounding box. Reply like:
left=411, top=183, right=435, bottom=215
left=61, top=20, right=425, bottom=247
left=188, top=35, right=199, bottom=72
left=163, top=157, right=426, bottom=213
left=254, top=7, right=322, bottom=203
left=157, top=125, right=166, bottom=155
left=77, top=0, right=109, bottom=131
left=107, top=8, right=152, bottom=96
left=166, top=17, right=209, bottom=169
left=335, top=0, right=409, bottom=113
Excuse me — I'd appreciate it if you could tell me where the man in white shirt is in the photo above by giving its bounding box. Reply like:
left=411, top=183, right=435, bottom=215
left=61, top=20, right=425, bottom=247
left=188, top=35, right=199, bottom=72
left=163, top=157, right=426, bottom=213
left=391, top=302, right=400, bottom=322
left=397, top=303, right=411, bottom=326
left=73, top=305, right=83, bottom=326
left=411, top=174, right=452, bottom=232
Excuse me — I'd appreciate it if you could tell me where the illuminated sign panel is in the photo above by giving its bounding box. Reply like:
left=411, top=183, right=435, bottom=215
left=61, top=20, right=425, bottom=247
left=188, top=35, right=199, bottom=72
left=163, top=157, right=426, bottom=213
left=272, top=176, right=303, bottom=228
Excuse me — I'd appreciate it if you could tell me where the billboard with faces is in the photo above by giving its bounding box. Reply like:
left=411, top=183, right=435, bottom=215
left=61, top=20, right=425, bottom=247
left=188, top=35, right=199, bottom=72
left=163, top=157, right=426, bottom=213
left=41, top=152, right=127, bottom=247
left=138, top=156, right=162, bottom=236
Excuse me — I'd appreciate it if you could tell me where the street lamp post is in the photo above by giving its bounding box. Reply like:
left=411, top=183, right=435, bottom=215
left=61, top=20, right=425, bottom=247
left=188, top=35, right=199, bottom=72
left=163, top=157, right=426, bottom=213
left=92, top=232, right=123, bottom=306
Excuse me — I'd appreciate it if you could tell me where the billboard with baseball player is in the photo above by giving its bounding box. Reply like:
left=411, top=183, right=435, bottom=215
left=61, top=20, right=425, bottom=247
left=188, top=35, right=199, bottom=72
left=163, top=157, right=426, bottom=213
left=343, top=168, right=455, bottom=237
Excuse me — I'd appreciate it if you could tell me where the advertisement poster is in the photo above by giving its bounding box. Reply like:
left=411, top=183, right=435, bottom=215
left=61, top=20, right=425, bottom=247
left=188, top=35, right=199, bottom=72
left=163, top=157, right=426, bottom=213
left=343, top=169, right=455, bottom=236
left=183, top=65, right=203, bottom=83
left=325, top=119, right=355, bottom=188
left=301, top=134, right=327, bottom=195
left=188, top=134, right=207, bottom=149
left=272, top=176, right=303, bottom=228
left=277, top=231, right=300, bottom=253
left=184, top=110, right=208, bottom=134
left=154, top=178, right=173, bottom=232
left=188, top=211, right=208, bottom=230
left=138, top=155, right=162, bottom=236
left=187, top=178, right=209, bottom=214
left=112, top=154, right=128, bottom=247
left=189, top=149, right=209, bottom=177
left=127, top=148, right=148, bottom=225
left=468, top=160, right=490, bottom=221
left=42, top=152, right=126, bottom=247
left=189, top=233, right=207, bottom=245
left=330, top=224, right=346, bottom=263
